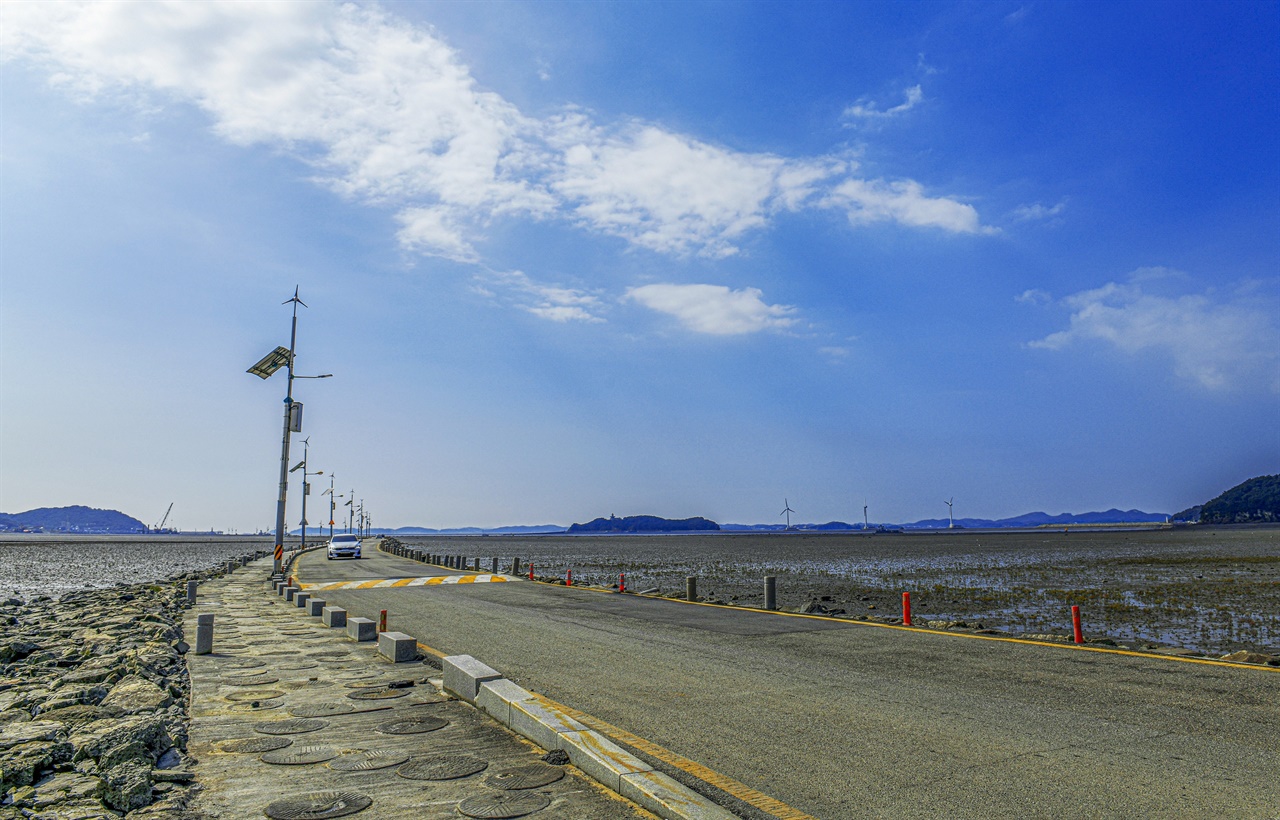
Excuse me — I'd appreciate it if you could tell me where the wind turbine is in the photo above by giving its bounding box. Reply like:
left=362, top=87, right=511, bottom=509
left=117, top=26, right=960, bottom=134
left=945, top=498, right=954, bottom=529
left=863, top=500, right=869, bottom=530
left=780, top=499, right=796, bottom=530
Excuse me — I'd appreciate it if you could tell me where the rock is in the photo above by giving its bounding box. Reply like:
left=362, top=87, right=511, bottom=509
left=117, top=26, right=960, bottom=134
left=100, top=758, right=152, bottom=812
left=69, top=714, right=171, bottom=764
left=98, top=676, right=171, bottom=715
left=1221, top=650, right=1276, bottom=665
left=28, top=771, right=104, bottom=810
left=154, top=748, right=180, bottom=770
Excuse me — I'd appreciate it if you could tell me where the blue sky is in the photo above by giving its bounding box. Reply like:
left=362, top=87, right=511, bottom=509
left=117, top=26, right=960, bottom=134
left=2, top=0, right=1277, bottom=532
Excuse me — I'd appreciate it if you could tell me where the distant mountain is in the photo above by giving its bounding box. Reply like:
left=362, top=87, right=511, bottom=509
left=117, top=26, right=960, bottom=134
left=724, top=509, right=1170, bottom=532
left=567, top=515, right=720, bottom=534
left=1180, top=475, right=1280, bottom=524
left=0, top=506, right=147, bottom=533
left=291, top=525, right=567, bottom=536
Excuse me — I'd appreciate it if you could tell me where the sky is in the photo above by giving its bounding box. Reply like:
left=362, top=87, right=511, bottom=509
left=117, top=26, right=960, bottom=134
left=1, top=0, right=1277, bottom=533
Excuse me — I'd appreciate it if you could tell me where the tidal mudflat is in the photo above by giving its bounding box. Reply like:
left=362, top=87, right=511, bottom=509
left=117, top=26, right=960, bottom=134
left=0, top=535, right=273, bottom=599
left=402, top=526, right=1279, bottom=658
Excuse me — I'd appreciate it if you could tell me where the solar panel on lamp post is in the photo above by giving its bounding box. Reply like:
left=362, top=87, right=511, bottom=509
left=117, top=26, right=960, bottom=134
left=246, top=287, right=331, bottom=574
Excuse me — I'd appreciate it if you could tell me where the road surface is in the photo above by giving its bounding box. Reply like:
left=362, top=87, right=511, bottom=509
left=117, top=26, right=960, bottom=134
left=297, top=547, right=1280, bottom=819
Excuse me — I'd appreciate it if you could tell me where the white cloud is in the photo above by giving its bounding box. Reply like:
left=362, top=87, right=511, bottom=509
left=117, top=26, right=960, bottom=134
left=1012, top=199, right=1068, bottom=222
left=484, top=270, right=605, bottom=323
left=843, top=85, right=923, bottom=121
left=825, top=178, right=990, bottom=234
left=626, top=284, right=796, bottom=335
left=1029, top=277, right=1280, bottom=391
left=3, top=1, right=991, bottom=266
left=1015, top=288, right=1052, bottom=305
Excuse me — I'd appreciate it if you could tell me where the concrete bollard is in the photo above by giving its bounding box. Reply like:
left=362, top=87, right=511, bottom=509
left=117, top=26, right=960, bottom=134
left=285, top=586, right=300, bottom=602
left=195, top=614, right=214, bottom=655
left=511, top=558, right=522, bottom=576
left=186, top=580, right=197, bottom=605
left=322, top=606, right=347, bottom=628
left=308, top=598, right=326, bottom=616
left=347, top=617, right=376, bottom=642
left=492, top=557, right=499, bottom=574
left=296, top=591, right=311, bottom=609
left=225, top=561, right=235, bottom=574
left=686, top=577, right=697, bottom=602
left=764, top=576, right=776, bottom=611
left=377, top=631, right=417, bottom=663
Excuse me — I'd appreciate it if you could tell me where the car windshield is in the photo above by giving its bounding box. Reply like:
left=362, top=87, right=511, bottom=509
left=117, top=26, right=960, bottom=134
left=332, top=535, right=358, bottom=543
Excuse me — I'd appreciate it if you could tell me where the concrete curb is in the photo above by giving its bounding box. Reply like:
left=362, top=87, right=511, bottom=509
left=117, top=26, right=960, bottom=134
left=443, top=654, right=737, bottom=820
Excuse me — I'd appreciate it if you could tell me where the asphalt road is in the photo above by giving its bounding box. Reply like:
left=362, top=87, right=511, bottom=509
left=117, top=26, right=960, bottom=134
left=298, top=548, right=1280, bottom=819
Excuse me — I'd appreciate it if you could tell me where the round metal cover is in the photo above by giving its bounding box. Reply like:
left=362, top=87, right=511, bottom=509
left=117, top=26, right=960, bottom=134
left=254, top=718, right=329, bottom=735
left=485, top=763, right=565, bottom=790
left=225, top=668, right=273, bottom=678
left=222, top=658, right=267, bottom=669
left=289, top=703, right=354, bottom=717
left=346, top=688, right=408, bottom=700
left=230, top=699, right=284, bottom=711
left=279, top=662, right=320, bottom=670
left=397, top=755, right=488, bottom=781
left=312, top=651, right=351, bottom=658
left=457, top=792, right=551, bottom=819
left=225, top=690, right=286, bottom=702
left=263, top=791, right=372, bottom=819
left=224, top=675, right=279, bottom=686
left=218, top=643, right=248, bottom=649
left=260, top=650, right=298, bottom=656
left=374, top=715, right=448, bottom=735
left=218, top=736, right=293, bottom=754
left=327, top=750, right=410, bottom=771
left=262, top=746, right=338, bottom=765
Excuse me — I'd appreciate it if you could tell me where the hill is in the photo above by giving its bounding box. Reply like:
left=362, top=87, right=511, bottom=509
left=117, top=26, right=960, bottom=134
left=0, top=505, right=148, bottom=533
left=567, top=515, right=720, bottom=534
left=1186, top=475, right=1280, bottom=524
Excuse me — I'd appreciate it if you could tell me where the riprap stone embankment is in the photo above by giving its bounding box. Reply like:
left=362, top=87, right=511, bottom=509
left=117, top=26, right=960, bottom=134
left=1, top=565, right=240, bottom=818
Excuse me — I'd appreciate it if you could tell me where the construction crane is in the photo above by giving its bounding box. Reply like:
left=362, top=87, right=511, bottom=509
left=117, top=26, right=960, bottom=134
left=154, top=503, right=174, bottom=533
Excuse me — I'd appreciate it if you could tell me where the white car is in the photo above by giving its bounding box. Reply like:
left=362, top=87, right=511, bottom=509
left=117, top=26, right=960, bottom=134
left=326, top=534, right=362, bottom=560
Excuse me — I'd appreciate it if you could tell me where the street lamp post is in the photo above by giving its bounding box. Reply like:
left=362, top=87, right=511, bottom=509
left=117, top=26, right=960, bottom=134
left=323, top=476, right=337, bottom=542
left=247, top=288, right=331, bottom=574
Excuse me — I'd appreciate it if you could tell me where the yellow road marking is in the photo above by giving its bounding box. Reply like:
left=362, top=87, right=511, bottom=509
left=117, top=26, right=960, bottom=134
left=301, top=574, right=509, bottom=591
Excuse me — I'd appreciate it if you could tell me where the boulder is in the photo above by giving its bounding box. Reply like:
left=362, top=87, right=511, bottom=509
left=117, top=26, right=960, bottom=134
left=28, top=771, right=104, bottom=810
left=98, top=676, right=171, bottom=715
left=100, top=758, right=152, bottom=812
left=69, top=714, right=171, bottom=764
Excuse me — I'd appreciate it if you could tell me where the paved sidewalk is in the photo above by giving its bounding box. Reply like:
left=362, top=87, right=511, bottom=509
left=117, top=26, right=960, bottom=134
left=183, top=559, right=653, bottom=819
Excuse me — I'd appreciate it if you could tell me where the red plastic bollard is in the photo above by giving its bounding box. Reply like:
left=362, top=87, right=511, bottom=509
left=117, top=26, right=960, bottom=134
left=529, top=563, right=534, bottom=581
left=902, top=591, right=912, bottom=626
left=379, top=609, right=387, bottom=633
left=1072, top=605, right=1083, bottom=644
left=566, top=569, right=572, bottom=587
left=619, top=572, right=626, bottom=593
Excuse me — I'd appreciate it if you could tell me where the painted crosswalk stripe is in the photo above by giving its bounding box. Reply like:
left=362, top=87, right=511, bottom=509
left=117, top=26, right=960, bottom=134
left=301, top=574, right=509, bottom=591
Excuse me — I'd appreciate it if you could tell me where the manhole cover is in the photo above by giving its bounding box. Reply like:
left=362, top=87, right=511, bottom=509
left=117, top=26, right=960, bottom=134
left=485, top=763, right=565, bottom=790
left=397, top=755, right=487, bottom=781
left=219, top=643, right=248, bottom=649
left=230, top=699, right=284, bottom=711
left=263, top=791, right=372, bottom=819
left=290, top=703, right=355, bottom=717
left=226, top=690, right=286, bottom=702
left=313, top=651, right=350, bottom=658
left=222, top=659, right=267, bottom=669
left=262, top=746, right=338, bottom=765
left=328, top=751, right=410, bottom=771
left=225, top=668, right=274, bottom=678
left=280, top=662, right=320, bottom=670
left=457, top=792, right=551, bottom=819
left=254, top=718, right=329, bottom=735
left=374, top=715, right=448, bottom=735
left=224, top=675, right=279, bottom=686
left=260, top=650, right=298, bottom=656
left=347, top=688, right=409, bottom=700
left=341, top=680, right=385, bottom=688
left=218, top=736, right=293, bottom=753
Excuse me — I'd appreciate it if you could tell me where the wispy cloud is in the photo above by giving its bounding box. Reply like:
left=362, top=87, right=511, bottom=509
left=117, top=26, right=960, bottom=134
left=1029, top=275, right=1280, bottom=391
left=1015, top=288, right=1052, bottom=305
left=1012, top=199, right=1068, bottom=222
left=482, top=270, right=605, bottom=323
left=825, top=178, right=991, bottom=234
left=843, top=85, right=923, bottom=122
left=3, top=0, right=992, bottom=326
left=626, top=284, right=797, bottom=335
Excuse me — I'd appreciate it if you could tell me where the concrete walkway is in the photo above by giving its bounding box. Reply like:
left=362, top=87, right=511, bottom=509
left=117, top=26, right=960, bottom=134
left=183, top=558, right=654, bottom=819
